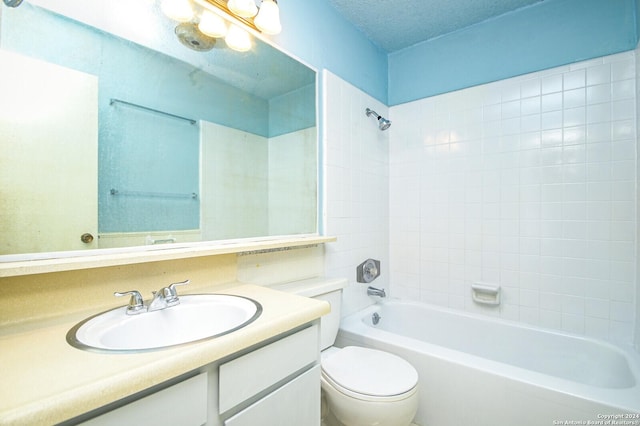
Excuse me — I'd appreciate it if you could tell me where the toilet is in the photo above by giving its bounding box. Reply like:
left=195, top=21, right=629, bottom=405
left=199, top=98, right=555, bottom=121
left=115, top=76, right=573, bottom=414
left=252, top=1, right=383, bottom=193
left=278, top=278, right=419, bottom=426
left=321, top=345, right=419, bottom=426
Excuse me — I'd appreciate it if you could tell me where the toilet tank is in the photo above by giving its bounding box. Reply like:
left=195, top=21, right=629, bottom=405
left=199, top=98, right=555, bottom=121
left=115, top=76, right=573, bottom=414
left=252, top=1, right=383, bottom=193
left=270, top=277, right=347, bottom=350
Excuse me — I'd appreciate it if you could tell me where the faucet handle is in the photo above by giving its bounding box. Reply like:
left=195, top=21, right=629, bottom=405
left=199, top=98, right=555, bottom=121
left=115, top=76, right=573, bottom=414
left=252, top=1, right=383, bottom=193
left=165, top=279, right=190, bottom=306
left=114, top=290, right=145, bottom=315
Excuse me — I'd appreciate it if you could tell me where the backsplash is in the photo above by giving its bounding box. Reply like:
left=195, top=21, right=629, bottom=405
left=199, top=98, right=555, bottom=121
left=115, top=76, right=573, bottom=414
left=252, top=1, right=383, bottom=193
left=389, top=50, right=637, bottom=344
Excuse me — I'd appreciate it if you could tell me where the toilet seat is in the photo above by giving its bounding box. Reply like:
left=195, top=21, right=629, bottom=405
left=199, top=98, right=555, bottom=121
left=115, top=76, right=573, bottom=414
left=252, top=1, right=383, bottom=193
left=321, top=346, right=418, bottom=402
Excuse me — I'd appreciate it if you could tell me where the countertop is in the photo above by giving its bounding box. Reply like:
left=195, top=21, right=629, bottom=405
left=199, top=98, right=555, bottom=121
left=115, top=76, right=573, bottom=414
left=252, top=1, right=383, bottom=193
left=0, top=283, right=330, bottom=425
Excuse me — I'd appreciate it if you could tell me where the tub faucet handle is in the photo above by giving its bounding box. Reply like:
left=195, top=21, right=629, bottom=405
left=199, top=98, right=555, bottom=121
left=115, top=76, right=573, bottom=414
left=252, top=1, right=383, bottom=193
left=114, top=290, right=145, bottom=315
left=357, top=258, right=381, bottom=283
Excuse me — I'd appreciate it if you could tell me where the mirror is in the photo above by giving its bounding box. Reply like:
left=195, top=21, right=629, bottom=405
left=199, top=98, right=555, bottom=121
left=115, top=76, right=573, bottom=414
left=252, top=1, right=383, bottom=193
left=0, top=0, right=317, bottom=258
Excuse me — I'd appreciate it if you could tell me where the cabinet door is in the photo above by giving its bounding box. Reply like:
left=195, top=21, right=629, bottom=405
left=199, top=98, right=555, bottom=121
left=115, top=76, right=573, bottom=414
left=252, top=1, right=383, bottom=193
left=224, top=365, right=320, bottom=426
left=219, top=324, right=319, bottom=413
left=80, top=373, right=207, bottom=426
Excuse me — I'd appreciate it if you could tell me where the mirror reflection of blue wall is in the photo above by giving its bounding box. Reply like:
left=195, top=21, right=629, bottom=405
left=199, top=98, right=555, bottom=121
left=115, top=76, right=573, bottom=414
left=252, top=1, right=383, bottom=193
left=3, top=4, right=315, bottom=233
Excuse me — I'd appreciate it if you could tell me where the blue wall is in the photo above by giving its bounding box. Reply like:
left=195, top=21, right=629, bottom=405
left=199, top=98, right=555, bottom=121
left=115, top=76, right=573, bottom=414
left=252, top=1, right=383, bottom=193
left=269, top=83, right=317, bottom=137
left=388, top=0, right=639, bottom=105
left=272, top=1, right=388, bottom=104
left=269, top=0, right=640, bottom=106
left=3, top=4, right=320, bottom=233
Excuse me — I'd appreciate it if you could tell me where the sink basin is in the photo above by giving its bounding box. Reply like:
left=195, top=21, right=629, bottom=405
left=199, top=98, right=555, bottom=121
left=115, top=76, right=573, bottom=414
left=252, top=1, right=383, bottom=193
left=67, top=294, right=262, bottom=352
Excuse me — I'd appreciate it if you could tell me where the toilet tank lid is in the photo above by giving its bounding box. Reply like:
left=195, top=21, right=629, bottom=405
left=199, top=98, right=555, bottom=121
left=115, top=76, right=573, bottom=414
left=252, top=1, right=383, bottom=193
left=269, top=277, right=347, bottom=297
left=322, top=346, right=418, bottom=397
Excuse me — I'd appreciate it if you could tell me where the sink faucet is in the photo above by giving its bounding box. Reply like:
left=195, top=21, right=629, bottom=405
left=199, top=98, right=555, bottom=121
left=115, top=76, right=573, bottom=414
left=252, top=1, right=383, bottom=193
left=147, top=279, right=190, bottom=312
left=114, top=290, right=145, bottom=315
left=367, top=286, right=386, bottom=298
left=115, top=279, right=190, bottom=315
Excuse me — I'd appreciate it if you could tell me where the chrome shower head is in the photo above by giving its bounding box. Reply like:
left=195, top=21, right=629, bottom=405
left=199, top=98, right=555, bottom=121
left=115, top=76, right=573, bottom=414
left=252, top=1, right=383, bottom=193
left=366, top=108, right=391, bottom=131
left=378, top=117, right=391, bottom=131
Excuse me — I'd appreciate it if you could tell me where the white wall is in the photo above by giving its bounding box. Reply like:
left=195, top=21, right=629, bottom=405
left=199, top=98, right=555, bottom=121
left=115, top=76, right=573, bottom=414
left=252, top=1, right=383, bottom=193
left=323, top=71, right=390, bottom=317
left=200, top=121, right=268, bottom=240
left=201, top=122, right=317, bottom=240
left=268, top=127, right=317, bottom=235
left=389, top=51, right=638, bottom=345
left=0, top=50, right=99, bottom=254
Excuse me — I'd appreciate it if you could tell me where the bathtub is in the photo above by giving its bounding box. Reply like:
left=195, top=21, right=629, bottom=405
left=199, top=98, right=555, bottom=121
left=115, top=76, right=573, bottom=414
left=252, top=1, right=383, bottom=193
left=335, top=300, right=640, bottom=426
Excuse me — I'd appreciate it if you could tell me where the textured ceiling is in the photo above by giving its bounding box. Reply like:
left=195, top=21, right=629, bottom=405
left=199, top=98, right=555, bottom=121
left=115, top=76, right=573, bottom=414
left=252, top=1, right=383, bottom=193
left=327, top=0, right=545, bottom=52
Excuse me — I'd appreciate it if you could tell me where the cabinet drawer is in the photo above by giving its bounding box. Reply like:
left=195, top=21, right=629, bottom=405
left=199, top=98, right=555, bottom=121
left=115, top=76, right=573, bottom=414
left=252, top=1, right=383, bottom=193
left=224, top=365, right=320, bottom=426
left=80, top=373, right=207, bottom=426
left=219, top=324, right=319, bottom=413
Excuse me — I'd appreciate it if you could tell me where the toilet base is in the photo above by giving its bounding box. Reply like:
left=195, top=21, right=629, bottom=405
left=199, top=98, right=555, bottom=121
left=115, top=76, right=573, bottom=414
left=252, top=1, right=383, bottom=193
left=321, top=379, right=418, bottom=426
left=320, top=394, right=342, bottom=426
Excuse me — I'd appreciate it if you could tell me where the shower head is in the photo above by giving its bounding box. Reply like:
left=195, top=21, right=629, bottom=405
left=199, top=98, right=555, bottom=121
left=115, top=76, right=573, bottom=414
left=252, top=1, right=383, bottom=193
left=378, top=117, right=391, bottom=131
left=366, top=108, right=391, bottom=131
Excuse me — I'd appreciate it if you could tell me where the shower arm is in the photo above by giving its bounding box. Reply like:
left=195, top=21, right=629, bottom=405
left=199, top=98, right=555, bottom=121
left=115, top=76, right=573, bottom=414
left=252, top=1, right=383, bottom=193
left=365, top=107, right=391, bottom=131
left=366, top=108, right=382, bottom=120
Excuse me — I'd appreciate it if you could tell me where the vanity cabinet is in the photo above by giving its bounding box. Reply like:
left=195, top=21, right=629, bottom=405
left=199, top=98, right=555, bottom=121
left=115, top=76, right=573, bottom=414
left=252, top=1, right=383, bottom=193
left=75, top=324, right=320, bottom=426
left=219, top=325, right=320, bottom=425
left=224, top=366, right=320, bottom=426
left=79, top=373, right=208, bottom=426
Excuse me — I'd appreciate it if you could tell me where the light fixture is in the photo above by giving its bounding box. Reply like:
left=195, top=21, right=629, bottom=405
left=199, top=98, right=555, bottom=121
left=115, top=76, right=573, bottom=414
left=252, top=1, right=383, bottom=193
left=254, top=0, right=281, bottom=35
left=227, top=0, right=258, bottom=18
left=225, top=24, right=251, bottom=52
left=170, top=0, right=282, bottom=53
left=198, top=10, right=228, bottom=38
left=161, top=0, right=194, bottom=22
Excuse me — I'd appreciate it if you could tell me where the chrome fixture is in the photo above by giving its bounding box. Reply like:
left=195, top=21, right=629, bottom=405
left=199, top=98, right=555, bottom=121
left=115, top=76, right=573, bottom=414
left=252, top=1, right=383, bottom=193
left=114, top=290, right=146, bottom=315
left=2, top=0, right=23, bottom=7
left=365, top=108, right=391, bottom=131
left=148, top=279, right=190, bottom=312
left=372, top=312, right=381, bottom=325
left=161, top=0, right=281, bottom=53
left=357, top=258, right=381, bottom=283
left=114, top=279, right=190, bottom=315
left=367, top=286, right=386, bottom=298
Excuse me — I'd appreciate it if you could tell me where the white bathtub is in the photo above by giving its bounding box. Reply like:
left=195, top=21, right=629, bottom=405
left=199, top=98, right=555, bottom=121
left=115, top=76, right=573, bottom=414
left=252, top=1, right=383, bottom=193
left=335, top=300, right=640, bottom=426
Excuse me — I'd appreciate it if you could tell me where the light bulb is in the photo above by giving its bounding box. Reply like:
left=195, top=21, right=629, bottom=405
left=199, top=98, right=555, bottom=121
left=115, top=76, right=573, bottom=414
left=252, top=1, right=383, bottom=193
left=225, top=25, right=251, bottom=52
left=161, top=0, right=194, bottom=22
left=198, top=11, right=227, bottom=38
left=227, top=0, right=257, bottom=18
left=254, top=0, right=281, bottom=35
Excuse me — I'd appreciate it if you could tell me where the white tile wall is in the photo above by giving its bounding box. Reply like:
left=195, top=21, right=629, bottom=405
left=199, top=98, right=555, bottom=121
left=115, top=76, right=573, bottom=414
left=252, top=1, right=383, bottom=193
left=200, top=121, right=268, bottom=240
left=201, top=122, right=316, bottom=239
left=389, top=52, right=637, bottom=344
left=268, top=127, right=317, bottom=235
left=323, top=70, right=390, bottom=317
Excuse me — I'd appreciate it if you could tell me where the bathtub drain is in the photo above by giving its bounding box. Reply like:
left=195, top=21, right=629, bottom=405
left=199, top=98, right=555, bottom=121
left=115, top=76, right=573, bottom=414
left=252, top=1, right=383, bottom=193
left=372, top=312, right=381, bottom=325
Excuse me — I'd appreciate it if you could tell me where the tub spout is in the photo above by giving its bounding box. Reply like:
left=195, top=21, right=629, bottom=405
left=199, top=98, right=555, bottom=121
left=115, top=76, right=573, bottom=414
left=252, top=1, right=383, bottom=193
left=367, top=286, right=386, bottom=298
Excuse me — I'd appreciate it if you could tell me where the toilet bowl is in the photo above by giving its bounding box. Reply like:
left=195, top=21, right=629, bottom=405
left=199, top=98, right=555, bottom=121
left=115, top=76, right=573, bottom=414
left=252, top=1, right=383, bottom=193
left=272, top=278, right=419, bottom=426
left=321, top=346, right=418, bottom=426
